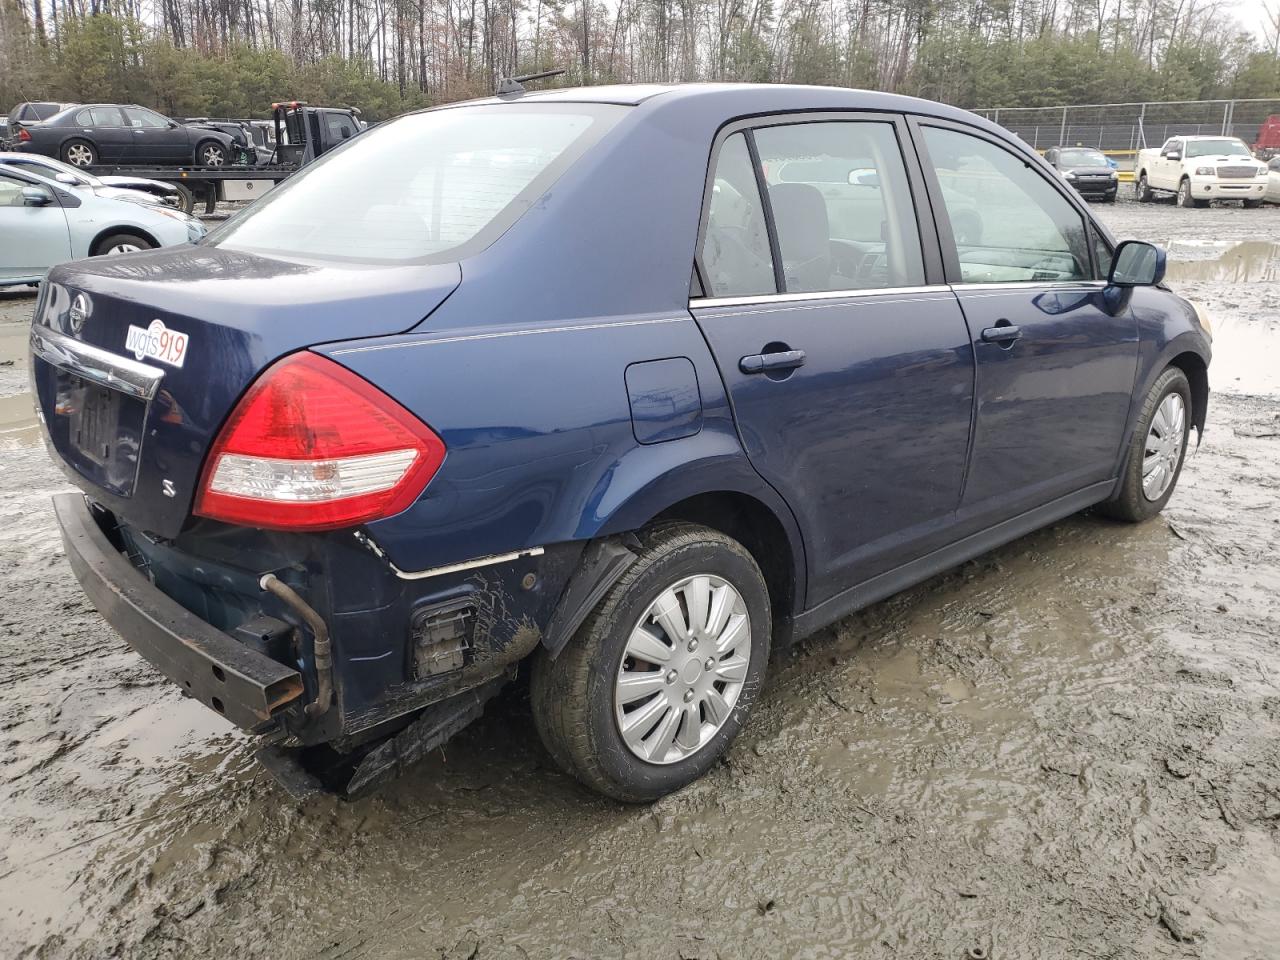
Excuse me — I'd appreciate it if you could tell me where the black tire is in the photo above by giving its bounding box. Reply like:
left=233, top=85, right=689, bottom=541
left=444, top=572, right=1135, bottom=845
left=1177, top=178, right=1196, bottom=208
left=1135, top=173, right=1151, bottom=202
left=196, top=141, right=227, bottom=167
left=1100, top=366, right=1192, bottom=523
left=61, top=138, right=97, bottom=168
left=1103, top=191, right=1118, bottom=203
left=171, top=182, right=195, bottom=215
left=1243, top=199, right=1263, bottom=209
left=531, top=523, right=771, bottom=802
left=91, top=232, right=155, bottom=257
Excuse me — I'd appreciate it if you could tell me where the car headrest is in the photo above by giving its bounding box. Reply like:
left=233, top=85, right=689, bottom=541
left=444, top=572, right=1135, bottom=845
left=769, top=182, right=829, bottom=262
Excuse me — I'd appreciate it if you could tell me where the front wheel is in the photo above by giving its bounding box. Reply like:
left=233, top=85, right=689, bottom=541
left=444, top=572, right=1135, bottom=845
left=1100, top=366, right=1192, bottom=523
left=1243, top=199, right=1263, bottom=209
left=1135, top=173, right=1151, bottom=202
left=1177, top=178, right=1196, bottom=208
left=531, top=523, right=771, bottom=802
left=92, top=233, right=154, bottom=256
left=197, top=142, right=226, bottom=167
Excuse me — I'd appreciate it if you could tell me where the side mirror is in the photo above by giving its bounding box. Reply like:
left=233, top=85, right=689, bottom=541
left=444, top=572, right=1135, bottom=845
left=54, top=172, right=78, bottom=184
left=1109, top=240, right=1166, bottom=287
left=1165, top=151, right=1182, bottom=161
left=21, top=186, right=53, bottom=207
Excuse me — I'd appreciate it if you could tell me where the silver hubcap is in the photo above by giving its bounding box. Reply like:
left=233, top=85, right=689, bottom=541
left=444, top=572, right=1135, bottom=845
left=1143, top=393, right=1186, bottom=501
left=202, top=147, right=223, bottom=166
left=105, top=242, right=140, bottom=255
left=614, top=574, right=751, bottom=765
left=1179, top=183, right=1189, bottom=204
left=67, top=144, right=92, bottom=167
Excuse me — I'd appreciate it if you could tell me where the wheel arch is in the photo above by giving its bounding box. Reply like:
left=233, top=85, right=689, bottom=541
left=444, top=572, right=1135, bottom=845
left=89, top=225, right=160, bottom=257
left=1168, top=349, right=1209, bottom=436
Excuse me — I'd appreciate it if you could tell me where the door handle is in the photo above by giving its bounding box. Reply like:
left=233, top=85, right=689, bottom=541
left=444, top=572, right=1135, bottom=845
left=740, top=349, right=806, bottom=375
left=980, top=324, right=1023, bottom=344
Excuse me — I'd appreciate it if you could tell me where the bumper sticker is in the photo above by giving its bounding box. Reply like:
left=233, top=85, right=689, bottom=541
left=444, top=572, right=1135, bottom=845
left=125, top=319, right=188, bottom=368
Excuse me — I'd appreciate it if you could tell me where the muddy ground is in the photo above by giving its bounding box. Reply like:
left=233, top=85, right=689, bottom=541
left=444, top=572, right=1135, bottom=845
left=2, top=200, right=1279, bottom=959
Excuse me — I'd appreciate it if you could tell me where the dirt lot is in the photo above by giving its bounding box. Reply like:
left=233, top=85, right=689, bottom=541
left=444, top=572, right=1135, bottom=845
left=2, top=200, right=1279, bottom=959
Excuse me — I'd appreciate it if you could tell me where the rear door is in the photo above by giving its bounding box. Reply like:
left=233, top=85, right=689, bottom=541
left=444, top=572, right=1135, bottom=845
left=690, top=114, right=975, bottom=605
left=75, top=106, right=131, bottom=163
left=913, top=120, right=1137, bottom=528
left=0, top=172, right=72, bottom=280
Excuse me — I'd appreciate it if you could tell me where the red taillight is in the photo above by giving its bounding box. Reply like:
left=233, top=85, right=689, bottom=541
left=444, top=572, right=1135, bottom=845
left=194, top=352, right=445, bottom=531
left=18, top=128, right=31, bottom=142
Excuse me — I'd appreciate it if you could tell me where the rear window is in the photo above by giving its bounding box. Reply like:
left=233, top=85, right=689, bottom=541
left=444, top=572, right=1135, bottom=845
left=209, top=103, right=625, bottom=264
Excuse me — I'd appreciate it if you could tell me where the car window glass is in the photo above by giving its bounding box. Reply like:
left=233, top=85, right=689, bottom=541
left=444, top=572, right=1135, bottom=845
left=699, top=132, right=776, bottom=298
left=1185, top=139, right=1251, bottom=158
left=1060, top=148, right=1106, bottom=166
left=1092, top=228, right=1114, bottom=279
left=87, top=107, right=122, bottom=127
left=325, top=115, right=356, bottom=140
left=755, top=121, right=925, bottom=293
left=1271, top=158, right=1280, bottom=172
left=0, top=174, right=29, bottom=207
left=124, top=107, right=168, bottom=129
left=923, top=126, right=1089, bottom=284
left=211, top=104, right=623, bottom=264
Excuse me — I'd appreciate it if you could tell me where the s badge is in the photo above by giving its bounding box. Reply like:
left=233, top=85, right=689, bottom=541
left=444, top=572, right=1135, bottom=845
left=162, top=479, right=176, bottom=498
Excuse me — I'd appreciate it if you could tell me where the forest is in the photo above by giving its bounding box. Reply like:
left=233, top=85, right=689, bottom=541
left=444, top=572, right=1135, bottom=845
left=1, top=0, right=1278, bottom=122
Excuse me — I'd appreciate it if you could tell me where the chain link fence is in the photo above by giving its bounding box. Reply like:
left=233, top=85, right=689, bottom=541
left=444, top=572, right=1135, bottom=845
left=973, top=99, right=1280, bottom=165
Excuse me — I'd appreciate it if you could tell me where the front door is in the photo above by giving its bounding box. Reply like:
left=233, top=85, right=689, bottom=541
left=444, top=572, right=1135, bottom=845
left=916, top=122, right=1138, bottom=527
left=122, top=107, right=185, bottom=163
left=690, top=116, right=975, bottom=605
left=0, top=173, right=71, bottom=281
left=74, top=106, right=131, bottom=164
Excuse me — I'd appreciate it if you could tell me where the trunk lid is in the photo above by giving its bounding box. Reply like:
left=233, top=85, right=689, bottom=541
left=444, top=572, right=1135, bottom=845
left=31, top=244, right=460, bottom=538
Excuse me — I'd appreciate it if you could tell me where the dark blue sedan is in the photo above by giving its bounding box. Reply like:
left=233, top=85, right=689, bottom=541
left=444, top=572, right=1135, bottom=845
left=31, top=84, right=1211, bottom=802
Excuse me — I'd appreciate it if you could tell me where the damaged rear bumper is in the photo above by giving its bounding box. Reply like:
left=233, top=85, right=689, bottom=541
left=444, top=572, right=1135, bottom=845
left=52, top=492, right=304, bottom=730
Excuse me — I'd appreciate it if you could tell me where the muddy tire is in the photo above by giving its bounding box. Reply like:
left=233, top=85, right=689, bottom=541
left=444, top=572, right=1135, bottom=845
left=1135, top=173, right=1151, bottom=202
left=1176, top=178, right=1194, bottom=208
left=1100, top=366, right=1192, bottom=523
left=531, top=523, right=771, bottom=802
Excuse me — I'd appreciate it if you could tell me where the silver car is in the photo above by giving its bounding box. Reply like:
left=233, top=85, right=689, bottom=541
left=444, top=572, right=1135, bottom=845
left=0, top=151, right=182, bottom=207
left=0, top=164, right=204, bottom=287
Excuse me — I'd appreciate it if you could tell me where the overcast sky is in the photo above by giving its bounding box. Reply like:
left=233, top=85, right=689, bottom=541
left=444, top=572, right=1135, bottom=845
left=1230, top=0, right=1278, bottom=41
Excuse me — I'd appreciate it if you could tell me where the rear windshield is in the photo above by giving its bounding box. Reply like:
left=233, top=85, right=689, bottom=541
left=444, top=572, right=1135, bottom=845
left=208, top=103, right=625, bottom=264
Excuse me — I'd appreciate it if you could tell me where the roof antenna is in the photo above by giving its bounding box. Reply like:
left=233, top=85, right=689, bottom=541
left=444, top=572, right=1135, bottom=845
left=496, top=68, right=566, bottom=98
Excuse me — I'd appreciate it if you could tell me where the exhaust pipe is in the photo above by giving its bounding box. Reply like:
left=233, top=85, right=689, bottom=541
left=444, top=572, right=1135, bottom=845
left=260, top=574, right=332, bottom=720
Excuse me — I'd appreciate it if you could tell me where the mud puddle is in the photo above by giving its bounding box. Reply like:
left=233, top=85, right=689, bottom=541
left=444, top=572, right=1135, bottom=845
left=1164, top=240, right=1280, bottom=282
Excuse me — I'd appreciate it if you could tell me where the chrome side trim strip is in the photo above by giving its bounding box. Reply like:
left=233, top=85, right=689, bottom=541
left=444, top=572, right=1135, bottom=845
left=694, top=284, right=951, bottom=309
left=951, top=281, right=1108, bottom=292
left=30, top=326, right=164, bottom=401
left=331, top=317, right=686, bottom=356
left=353, top=531, right=545, bottom=581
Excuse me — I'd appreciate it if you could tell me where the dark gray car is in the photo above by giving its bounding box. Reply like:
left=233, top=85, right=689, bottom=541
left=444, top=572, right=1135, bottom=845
left=1045, top=145, right=1119, bottom=201
left=9, top=104, right=239, bottom=168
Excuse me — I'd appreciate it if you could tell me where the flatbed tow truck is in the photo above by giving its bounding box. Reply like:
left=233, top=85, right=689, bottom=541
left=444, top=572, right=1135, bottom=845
left=80, top=102, right=362, bottom=214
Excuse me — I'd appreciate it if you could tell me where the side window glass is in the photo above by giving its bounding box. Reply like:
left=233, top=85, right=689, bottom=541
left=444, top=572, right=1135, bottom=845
left=75, top=109, right=93, bottom=126
left=699, top=132, right=776, bottom=298
left=124, top=108, right=166, bottom=129
left=0, top=174, right=27, bottom=207
left=1091, top=227, right=1114, bottom=280
left=754, top=120, right=925, bottom=293
left=90, top=107, right=121, bottom=127
left=923, top=126, right=1089, bottom=284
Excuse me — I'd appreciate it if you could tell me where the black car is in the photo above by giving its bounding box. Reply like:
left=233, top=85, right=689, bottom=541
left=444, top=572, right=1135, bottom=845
left=9, top=104, right=240, bottom=168
left=1044, top=145, right=1119, bottom=201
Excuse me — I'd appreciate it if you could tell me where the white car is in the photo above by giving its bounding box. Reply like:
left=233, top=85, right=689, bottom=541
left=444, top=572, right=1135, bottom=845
left=1134, top=135, right=1270, bottom=207
left=0, top=165, right=204, bottom=287
left=1267, top=156, right=1280, bottom=204
left=0, top=151, right=182, bottom=207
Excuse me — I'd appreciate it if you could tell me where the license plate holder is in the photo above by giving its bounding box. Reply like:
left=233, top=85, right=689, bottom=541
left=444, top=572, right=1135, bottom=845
left=69, top=379, right=122, bottom=467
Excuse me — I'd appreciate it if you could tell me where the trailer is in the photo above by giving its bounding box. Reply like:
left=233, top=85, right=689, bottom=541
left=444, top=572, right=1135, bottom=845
left=78, top=101, right=363, bottom=215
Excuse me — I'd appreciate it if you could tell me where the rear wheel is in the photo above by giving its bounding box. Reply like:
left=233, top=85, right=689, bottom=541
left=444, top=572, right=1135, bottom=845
left=1135, top=173, right=1152, bottom=202
left=531, top=523, right=771, bottom=802
left=196, top=141, right=227, bottom=167
left=1100, top=366, right=1192, bottom=523
left=61, top=139, right=97, bottom=168
left=91, top=233, right=154, bottom=257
